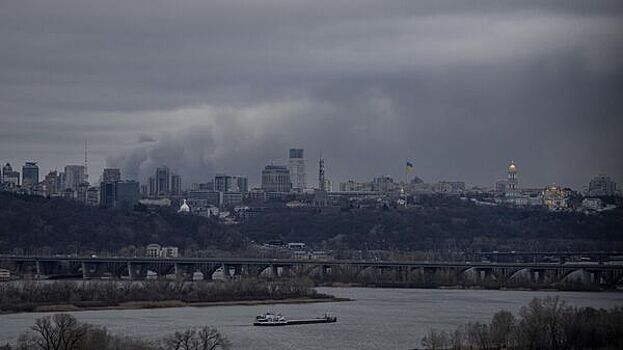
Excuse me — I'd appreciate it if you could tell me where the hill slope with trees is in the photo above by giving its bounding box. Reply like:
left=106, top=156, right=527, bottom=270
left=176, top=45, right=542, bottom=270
left=239, top=197, right=623, bottom=252
left=1, top=193, right=622, bottom=255
left=0, top=192, right=244, bottom=255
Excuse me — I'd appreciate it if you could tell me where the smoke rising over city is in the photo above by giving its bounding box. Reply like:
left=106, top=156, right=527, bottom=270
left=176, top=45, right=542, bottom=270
left=1, top=1, right=622, bottom=187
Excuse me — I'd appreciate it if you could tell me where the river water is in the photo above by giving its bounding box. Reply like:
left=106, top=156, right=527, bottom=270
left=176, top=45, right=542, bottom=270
left=1, top=288, right=622, bottom=349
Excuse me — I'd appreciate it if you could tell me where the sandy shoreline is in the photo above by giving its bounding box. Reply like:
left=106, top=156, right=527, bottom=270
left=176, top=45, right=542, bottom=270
left=2, top=297, right=352, bottom=315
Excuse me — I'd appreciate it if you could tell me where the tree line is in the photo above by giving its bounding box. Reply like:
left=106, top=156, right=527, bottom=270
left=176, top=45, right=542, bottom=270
left=0, top=278, right=326, bottom=312
left=1, top=313, right=229, bottom=350
left=420, top=297, right=623, bottom=349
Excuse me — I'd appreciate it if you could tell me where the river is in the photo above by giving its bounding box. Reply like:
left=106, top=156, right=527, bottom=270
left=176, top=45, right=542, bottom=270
left=1, top=288, right=622, bottom=349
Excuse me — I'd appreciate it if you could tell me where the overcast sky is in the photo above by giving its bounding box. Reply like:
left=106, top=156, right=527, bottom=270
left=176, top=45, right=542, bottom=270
left=1, top=0, right=622, bottom=189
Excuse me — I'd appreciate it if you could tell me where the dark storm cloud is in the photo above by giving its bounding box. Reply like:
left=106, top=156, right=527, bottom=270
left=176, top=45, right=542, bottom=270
left=1, top=0, right=622, bottom=188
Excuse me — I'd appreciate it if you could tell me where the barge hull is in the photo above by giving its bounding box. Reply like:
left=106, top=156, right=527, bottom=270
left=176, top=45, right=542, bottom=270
left=254, top=318, right=337, bottom=326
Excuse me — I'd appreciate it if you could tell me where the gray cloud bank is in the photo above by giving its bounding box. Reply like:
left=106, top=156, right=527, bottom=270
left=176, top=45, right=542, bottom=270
left=1, top=1, right=622, bottom=188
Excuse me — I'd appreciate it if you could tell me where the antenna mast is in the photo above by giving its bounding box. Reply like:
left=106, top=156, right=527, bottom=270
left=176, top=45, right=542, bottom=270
left=84, top=139, right=89, bottom=182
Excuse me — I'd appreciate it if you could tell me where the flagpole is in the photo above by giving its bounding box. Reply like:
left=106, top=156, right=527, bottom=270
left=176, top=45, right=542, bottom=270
left=404, top=158, right=407, bottom=208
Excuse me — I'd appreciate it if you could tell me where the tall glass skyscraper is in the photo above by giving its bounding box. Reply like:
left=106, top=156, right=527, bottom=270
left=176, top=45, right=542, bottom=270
left=288, top=148, right=305, bottom=191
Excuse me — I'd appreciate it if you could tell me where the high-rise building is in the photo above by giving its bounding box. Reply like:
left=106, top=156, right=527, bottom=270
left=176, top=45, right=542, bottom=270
left=100, top=182, right=115, bottom=207
left=261, top=165, right=291, bottom=193
left=318, top=156, right=326, bottom=191
left=43, top=170, right=62, bottom=197
left=587, top=175, right=617, bottom=197
left=215, top=174, right=236, bottom=192
left=64, top=165, right=87, bottom=191
left=148, top=176, right=156, bottom=197
left=22, top=162, right=39, bottom=189
left=98, top=167, right=117, bottom=205
left=171, top=173, right=182, bottom=195
left=102, top=168, right=121, bottom=183
left=115, top=181, right=140, bottom=210
left=236, top=176, right=248, bottom=193
left=1, top=163, right=20, bottom=187
left=288, top=148, right=306, bottom=191
left=147, top=166, right=181, bottom=198
left=76, top=181, right=90, bottom=203
left=86, top=186, right=99, bottom=206
left=155, top=166, right=170, bottom=196
left=214, top=174, right=248, bottom=193
left=100, top=180, right=139, bottom=209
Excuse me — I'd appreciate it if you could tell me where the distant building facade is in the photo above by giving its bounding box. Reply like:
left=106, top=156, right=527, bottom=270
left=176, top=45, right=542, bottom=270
left=21, top=162, right=39, bottom=190
left=214, top=174, right=247, bottom=193
left=171, top=173, right=182, bottom=195
left=288, top=148, right=306, bottom=191
left=261, top=165, right=291, bottom=193
left=64, top=165, right=87, bottom=191
left=100, top=168, right=139, bottom=209
left=2, top=163, right=20, bottom=187
left=102, top=168, right=121, bottom=183
left=100, top=180, right=139, bottom=210
left=339, top=180, right=374, bottom=192
left=43, top=170, right=62, bottom=197
left=148, top=166, right=182, bottom=198
left=587, top=175, right=617, bottom=197
left=433, top=181, right=466, bottom=194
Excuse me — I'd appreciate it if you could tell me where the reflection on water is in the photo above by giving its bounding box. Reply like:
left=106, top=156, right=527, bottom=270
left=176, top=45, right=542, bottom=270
left=1, top=287, right=622, bottom=349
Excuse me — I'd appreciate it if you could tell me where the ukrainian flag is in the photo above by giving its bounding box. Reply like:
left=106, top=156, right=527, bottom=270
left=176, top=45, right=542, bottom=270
left=406, top=161, right=414, bottom=173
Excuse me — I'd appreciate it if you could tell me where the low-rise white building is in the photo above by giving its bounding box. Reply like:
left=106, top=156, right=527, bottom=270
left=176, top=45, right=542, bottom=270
left=146, top=243, right=179, bottom=258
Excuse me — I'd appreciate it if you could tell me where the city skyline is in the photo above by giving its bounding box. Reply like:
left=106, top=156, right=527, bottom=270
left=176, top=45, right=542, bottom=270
left=0, top=152, right=618, bottom=193
left=1, top=1, right=622, bottom=189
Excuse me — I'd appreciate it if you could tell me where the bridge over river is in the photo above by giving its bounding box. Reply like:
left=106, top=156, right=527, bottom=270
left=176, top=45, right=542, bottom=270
left=2, top=255, right=623, bottom=288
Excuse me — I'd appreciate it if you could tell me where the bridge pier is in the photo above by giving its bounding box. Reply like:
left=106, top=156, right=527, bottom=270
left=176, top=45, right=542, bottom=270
left=81, top=262, right=87, bottom=279
left=270, top=264, right=278, bottom=277
left=127, top=262, right=133, bottom=280
left=35, top=261, right=41, bottom=279
left=530, top=269, right=545, bottom=284
left=174, top=263, right=180, bottom=280
left=590, top=271, right=601, bottom=285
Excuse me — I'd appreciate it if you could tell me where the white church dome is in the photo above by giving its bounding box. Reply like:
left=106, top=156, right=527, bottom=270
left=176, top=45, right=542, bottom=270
left=178, top=199, right=190, bottom=213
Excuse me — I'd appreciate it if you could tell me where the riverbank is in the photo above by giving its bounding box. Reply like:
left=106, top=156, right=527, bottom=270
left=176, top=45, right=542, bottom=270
left=2, top=296, right=350, bottom=314
left=319, top=281, right=618, bottom=292
left=0, top=278, right=339, bottom=313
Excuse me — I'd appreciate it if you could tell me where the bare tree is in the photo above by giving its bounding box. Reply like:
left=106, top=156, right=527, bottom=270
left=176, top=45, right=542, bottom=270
left=466, top=322, right=491, bottom=350
left=421, top=328, right=449, bottom=350
left=489, top=310, right=515, bottom=347
left=450, top=325, right=466, bottom=350
left=517, top=296, right=567, bottom=349
left=30, top=314, right=88, bottom=350
left=161, top=327, right=229, bottom=350
left=197, top=327, right=230, bottom=350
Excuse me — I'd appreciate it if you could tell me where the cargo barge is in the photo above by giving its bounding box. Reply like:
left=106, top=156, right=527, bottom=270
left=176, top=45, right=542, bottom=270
left=253, top=312, right=337, bottom=326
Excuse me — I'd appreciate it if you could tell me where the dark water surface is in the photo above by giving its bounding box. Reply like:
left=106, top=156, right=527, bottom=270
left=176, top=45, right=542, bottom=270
left=1, top=287, right=622, bottom=349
